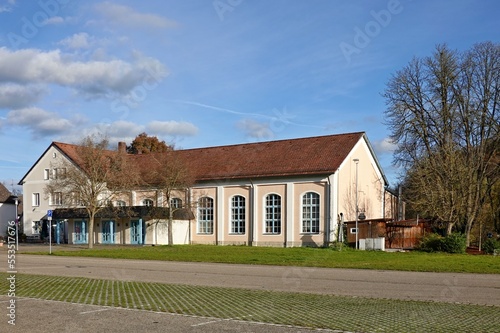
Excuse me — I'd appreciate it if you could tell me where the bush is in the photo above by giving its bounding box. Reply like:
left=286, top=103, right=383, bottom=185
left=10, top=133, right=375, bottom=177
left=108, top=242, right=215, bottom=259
left=442, top=233, right=466, bottom=254
left=483, top=238, right=500, bottom=254
left=416, top=233, right=444, bottom=252
left=416, top=233, right=466, bottom=253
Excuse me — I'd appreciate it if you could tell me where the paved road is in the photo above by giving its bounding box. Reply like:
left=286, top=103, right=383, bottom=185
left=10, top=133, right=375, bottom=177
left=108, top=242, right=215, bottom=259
left=1, top=296, right=326, bottom=333
left=15, top=254, right=500, bottom=306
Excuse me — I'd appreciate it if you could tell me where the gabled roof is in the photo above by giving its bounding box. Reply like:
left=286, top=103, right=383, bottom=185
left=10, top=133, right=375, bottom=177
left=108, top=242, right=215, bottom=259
left=177, top=132, right=366, bottom=180
left=20, top=132, right=387, bottom=184
left=0, top=183, right=11, bottom=202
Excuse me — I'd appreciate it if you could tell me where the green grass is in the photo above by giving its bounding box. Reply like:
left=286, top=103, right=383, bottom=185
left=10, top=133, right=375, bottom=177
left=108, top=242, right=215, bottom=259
left=2, top=272, right=499, bottom=332
left=22, top=244, right=500, bottom=274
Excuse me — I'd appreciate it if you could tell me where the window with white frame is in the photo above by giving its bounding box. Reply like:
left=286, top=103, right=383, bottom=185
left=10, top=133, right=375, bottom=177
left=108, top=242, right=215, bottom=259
left=44, top=168, right=50, bottom=180
left=32, top=193, right=40, bottom=207
left=53, top=167, right=66, bottom=179
left=115, top=200, right=126, bottom=207
left=71, top=192, right=84, bottom=206
left=143, top=199, right=154, bottom=207
left=170, top=198, right=182, bottom=209
left=265, top=194, right=281, bottom=234
left=32, top=221, right=41, bottom=234
left=49, top=192, right=63, bottom=206
left=302, top=192, right=320, bottom=234
left=198, top=197, right=214, bottom=234
left=231, top=195, right=245, bottom=234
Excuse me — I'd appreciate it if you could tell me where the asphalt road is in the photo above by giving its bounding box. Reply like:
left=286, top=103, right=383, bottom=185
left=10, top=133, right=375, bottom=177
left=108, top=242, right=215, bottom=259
left=14, top=254, right=500, bottom=306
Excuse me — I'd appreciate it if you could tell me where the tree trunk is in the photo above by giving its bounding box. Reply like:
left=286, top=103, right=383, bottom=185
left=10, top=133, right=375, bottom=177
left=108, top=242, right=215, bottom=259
left=168, top=209, right=173, bottom=245
left=88, top=214, right=95, bottom=249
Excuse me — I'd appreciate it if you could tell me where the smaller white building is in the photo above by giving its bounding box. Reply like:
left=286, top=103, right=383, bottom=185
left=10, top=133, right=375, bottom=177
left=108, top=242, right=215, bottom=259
left=0, top=183, right=21, bottom=240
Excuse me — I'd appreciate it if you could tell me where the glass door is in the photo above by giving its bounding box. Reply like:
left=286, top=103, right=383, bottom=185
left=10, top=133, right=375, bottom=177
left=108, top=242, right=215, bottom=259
left=74, top=220, right=88, bottom=244
left=101, top=220, right=115, bottom=244
left=130, top=219, right=143, bottom=244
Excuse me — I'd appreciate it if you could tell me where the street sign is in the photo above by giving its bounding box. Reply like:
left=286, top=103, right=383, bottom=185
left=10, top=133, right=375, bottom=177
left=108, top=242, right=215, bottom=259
left=47, top=210, right=53, bottom=220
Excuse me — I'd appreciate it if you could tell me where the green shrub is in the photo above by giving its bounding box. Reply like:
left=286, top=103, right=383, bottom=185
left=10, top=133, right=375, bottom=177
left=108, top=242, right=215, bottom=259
left=483, top=238, right=500, bottom=254
left=442, top=233, right=466, bottom=254
left=416, top=233, right=444, bottom=252
left=416, top=233, right=466, bottom=253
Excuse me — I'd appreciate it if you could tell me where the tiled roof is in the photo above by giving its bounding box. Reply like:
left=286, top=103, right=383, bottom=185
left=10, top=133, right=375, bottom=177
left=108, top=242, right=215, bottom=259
left=0, top=183, right=11, bottom=202
left=50, top=132, right=366, bottom=182
left=177, top=132, right=364, bottom=181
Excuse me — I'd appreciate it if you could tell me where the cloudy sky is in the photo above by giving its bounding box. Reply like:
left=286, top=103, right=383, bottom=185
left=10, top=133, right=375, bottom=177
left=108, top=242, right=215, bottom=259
left=0, top=0, right=498, bottom=191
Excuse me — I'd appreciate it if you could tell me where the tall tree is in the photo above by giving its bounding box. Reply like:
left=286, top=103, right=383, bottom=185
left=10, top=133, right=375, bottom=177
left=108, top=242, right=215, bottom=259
left=128, top=132, right=171, bottom=154
left=384, top=42, right=500, bottom=246
left=45, top=135, right=138, bottom=249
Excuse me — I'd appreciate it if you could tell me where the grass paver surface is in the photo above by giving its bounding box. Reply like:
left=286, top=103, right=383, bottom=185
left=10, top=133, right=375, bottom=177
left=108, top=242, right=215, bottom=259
left=2, top=272, right=498, bottom=333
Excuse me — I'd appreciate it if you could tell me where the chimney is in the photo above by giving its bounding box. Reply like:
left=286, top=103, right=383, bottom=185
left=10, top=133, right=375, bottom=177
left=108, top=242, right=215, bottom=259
left=118, top=141, right=127, bottom=153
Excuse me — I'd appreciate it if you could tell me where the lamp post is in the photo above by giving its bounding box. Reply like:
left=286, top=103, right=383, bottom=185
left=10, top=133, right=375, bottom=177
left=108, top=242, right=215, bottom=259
left=13, top=196, right=19, bottom=251
left=353, top=159, right=359, bottom=249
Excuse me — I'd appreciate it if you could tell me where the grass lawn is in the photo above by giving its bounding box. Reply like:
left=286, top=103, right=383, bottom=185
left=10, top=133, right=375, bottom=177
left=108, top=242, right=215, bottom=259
left=23, top=244, right=500, bottom=274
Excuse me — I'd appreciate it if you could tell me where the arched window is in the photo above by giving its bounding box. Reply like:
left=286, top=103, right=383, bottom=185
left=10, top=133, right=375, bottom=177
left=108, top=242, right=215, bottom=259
left=265, top=194, right=281, bottom=234
left=115, top=200, right=126, bottom=207
left=302, top=192, right=320, bottom=234
left=198, top=197, right=214, bottom=234
left=231, top=196, right=245, bottom=234
left=170, top=198, right=183, bottom=209
left=143, top=199, right=154, bottom=207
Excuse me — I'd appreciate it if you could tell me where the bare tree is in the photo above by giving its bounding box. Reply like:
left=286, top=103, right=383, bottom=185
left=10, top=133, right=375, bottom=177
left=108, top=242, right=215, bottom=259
left=384, top=42, right=500, bottom=246
left=45, top=135, right=139, bottom=248
left=139, top=151, right=193, bottom=245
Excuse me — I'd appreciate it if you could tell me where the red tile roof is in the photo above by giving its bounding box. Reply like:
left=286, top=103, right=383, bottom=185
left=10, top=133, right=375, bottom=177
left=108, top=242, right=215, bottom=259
left=177, top=132, right=365, bottom=181
left=38, top=132, right=366, bottom=183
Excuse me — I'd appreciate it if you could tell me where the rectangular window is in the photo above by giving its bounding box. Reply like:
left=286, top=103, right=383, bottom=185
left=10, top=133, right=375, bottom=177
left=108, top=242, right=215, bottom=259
left=53, top=168, right=66, bottom=179
left=32, top=221, right=41, bottom=234
left=32, top=193, right=40, bottom=207
left=198, top=197, right=214, bottom=234
left=50, top=192, right=63, bottom=206
left=44, top=168, right=50, bottom=180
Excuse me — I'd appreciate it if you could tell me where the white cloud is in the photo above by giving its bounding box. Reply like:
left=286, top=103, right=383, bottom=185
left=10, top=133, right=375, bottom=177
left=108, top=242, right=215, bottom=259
left=58, top=32, right=94, bottom=50
left=372, top=137, right=397, bottom=155
left=237, top=119, right=273, bottom=139
left=94, top=2, right=176, bottom=29
left=7, top=107, right=74, bottom=138
left=0, top=0, right=16, bottom=13
left=0, top=83, right=45, bottom=109
left=43, top=16, right=64, bottom=25
left=0, top=47, right=168, bottom=97
left=147, top=120, right=198, bottom=137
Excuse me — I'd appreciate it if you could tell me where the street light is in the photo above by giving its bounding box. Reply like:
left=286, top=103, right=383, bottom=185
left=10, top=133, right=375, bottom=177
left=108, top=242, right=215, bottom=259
left=353, top=159, right=359, bottom=249
left=12, top=196, right=19, bottom=251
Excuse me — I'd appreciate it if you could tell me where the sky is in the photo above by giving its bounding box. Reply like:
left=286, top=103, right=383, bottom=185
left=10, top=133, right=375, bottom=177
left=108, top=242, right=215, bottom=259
left=0, top=0, right=498, bottom=193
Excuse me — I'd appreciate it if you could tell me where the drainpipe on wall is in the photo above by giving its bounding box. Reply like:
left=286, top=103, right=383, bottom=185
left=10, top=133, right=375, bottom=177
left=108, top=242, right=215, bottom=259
left=326, top=175, right=332, bottom=245
left=249, top=179, right=254, bottom=247
left=187, top=188, right=192, bottom=245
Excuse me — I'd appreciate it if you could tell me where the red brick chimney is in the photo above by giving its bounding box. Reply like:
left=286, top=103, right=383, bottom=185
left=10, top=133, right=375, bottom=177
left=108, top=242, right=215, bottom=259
left=118, top=141, right=127, bottom=153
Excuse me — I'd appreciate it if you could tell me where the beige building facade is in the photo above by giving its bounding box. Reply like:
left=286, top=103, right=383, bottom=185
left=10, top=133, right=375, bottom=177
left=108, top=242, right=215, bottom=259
left=19, top=132, right=393, bottom=247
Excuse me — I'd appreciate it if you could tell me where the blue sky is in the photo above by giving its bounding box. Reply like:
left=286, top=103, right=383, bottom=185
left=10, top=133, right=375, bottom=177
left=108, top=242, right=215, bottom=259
left=0, top=0, right=498, bottom=192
